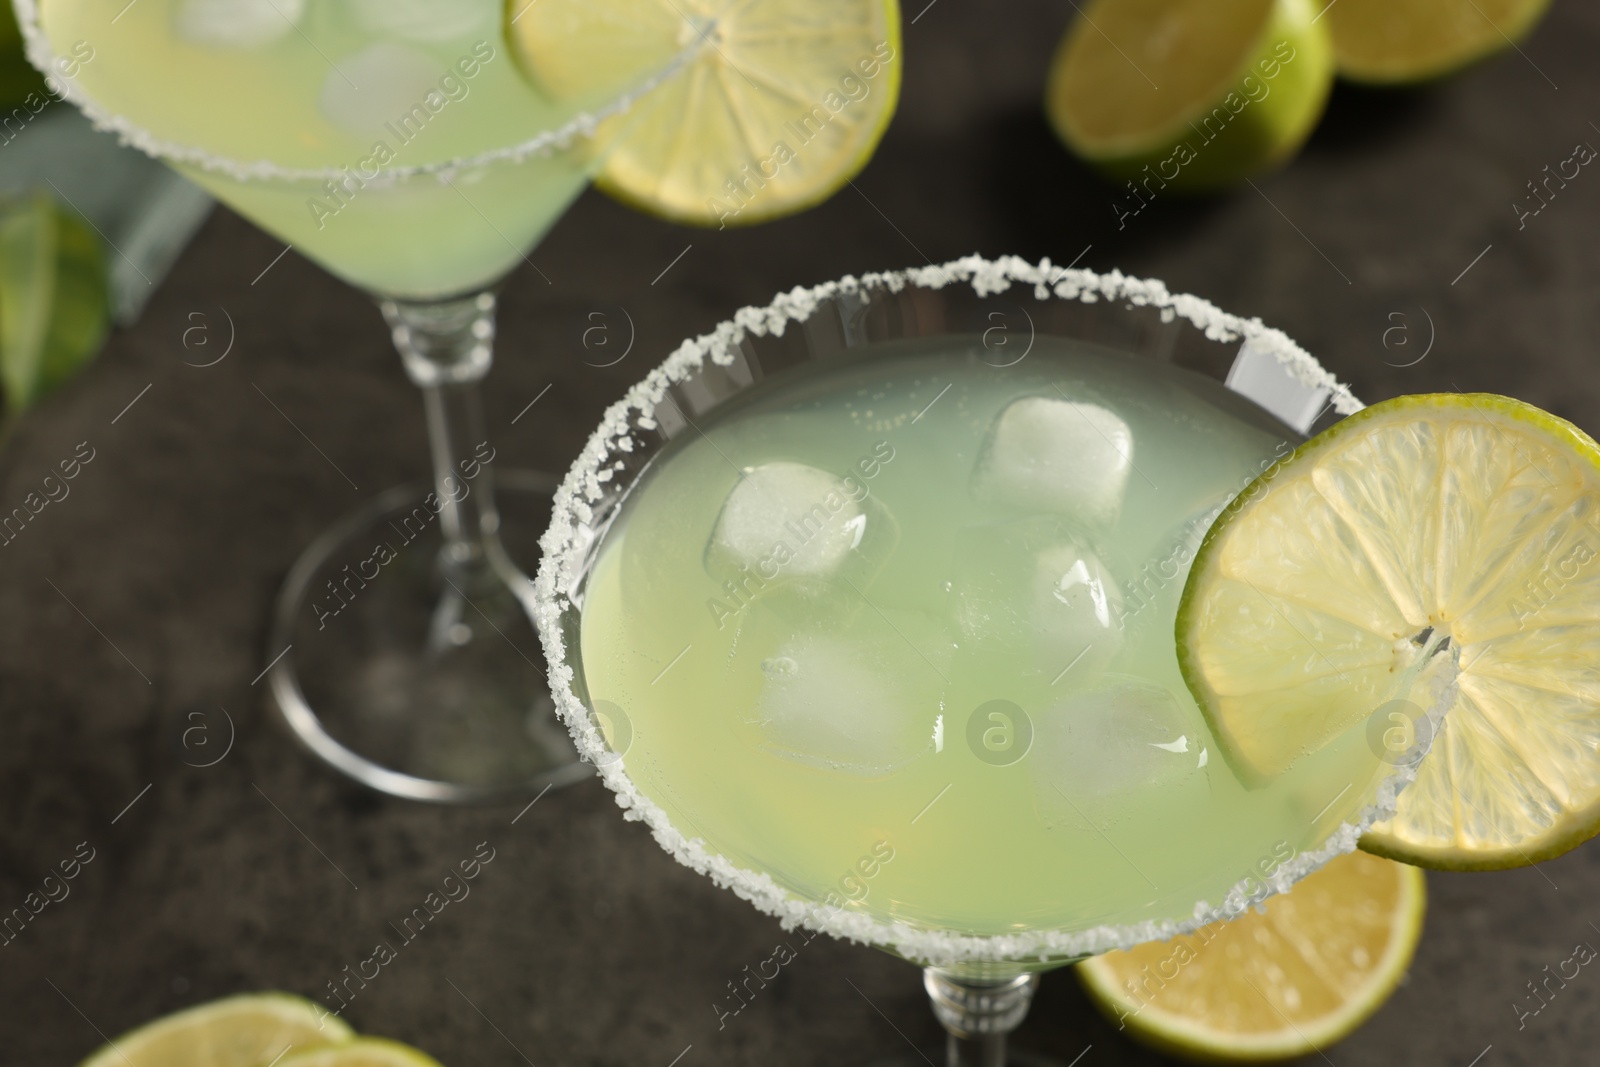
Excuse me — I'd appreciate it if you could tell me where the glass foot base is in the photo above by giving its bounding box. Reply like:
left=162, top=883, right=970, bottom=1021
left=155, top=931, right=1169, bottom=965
left=266, top=471, right=590, bottom=803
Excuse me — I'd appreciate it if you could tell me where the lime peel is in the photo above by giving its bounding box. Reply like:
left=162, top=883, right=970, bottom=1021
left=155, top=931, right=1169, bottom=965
left=78, top=992, right=352, bottom=1067
left=508, top=0, right=903, bottom=227
left=1324, top=0, right=1555, bottom=84
left=277, top=1037, right=446, bottom=1067
left=1046, top=0, right=1335, bottom=191
left=1077, top=850, right=1426, bottom=1063
left=1178, top=392, right=1600, bottom=871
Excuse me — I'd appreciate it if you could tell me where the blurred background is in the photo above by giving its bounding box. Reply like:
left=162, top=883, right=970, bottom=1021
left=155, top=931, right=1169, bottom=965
left=3, top=0, right=1597, bottom=1064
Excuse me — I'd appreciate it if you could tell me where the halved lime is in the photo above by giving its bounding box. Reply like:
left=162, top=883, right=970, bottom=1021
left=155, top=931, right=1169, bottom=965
left=507, top=0, right=902, bottom=226
left=1045, top=0, right=1334, bottom=191
left=79, top=993, right=352, bottom=1067
left=1078, top=850, right=1425, bottom=1062
left=1177, top=393, right=1600, bottom=870
left=1322, top=0, right=1553, bottom=85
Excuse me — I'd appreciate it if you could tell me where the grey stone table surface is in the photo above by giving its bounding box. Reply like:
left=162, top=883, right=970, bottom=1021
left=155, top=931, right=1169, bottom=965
left=5, top=1, right=1600, bottom=1064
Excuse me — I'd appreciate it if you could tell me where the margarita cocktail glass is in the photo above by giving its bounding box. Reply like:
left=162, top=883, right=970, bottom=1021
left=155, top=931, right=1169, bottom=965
left=20, top=0, right=709, bottom=800
left=537, top=257, right=1428, bottom=1064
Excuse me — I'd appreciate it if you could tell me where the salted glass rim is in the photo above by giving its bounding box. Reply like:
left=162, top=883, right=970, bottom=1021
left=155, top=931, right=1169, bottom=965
left=533, top=253, right=1413, bottom=965
left=12, top=0, right=702, bottom=184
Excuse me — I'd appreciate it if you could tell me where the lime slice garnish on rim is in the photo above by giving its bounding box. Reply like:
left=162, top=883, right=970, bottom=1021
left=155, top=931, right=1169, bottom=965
left=1077, top=850, right=1426, bottom=1062
left=1044, top=0, right=1334, bottom=191
left=277, top=1038, right=446, bottom=1067
left=507, top=0, right=902, bottom=226
left=1320, top=0, right=1553, bottom=85
left=78, top=992, right=352, bottom=1067
left=1177, top=393, right=1600, bottom=870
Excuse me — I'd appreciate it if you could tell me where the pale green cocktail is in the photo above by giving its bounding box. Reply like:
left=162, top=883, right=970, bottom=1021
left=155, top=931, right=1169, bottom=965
left=34, top=0, right=668, bottom=298
left=577, top=333, right=1393, bottom=948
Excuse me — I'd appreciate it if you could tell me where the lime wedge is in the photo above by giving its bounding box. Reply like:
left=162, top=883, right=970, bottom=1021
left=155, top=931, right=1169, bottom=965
left=278, top=1038, right=446, bottom=1067
left=507, top=0, right=902, bottom=226
left=1078, top=850, right=1425, bottom=1062
left=1321, top=0, right=1553, bottom=84
left=0, top=190, right=110, bottom=416
left=1045, top=0, right=1334, bottom=190
left=78, top=993, right=351, bottom=1067
left=1177, top=393, right=1600, bottom=869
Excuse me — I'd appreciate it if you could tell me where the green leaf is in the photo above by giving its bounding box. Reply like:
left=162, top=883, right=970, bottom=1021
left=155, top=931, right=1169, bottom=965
left=0, top=0, right=47, bottom=110
left=0, top=189, right=110, bottom=416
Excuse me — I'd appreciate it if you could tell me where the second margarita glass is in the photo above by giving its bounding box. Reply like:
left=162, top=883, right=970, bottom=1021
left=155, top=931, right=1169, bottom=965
left=20, top=0, right=712, bottom=800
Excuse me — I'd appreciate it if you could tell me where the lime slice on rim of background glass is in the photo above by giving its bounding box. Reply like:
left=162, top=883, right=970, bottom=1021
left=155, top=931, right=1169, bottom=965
left=1319, top=0, right=1554, bottom=85
left=506, top=0, right=902, bottom=226
left=1177, top=393, right=1600, bottom=870
left=77, top=992, right=352, bottom=1067
left=1078, top=850, right=1426, bottom=1062
left=1044, top=0, right=1334, bottom=191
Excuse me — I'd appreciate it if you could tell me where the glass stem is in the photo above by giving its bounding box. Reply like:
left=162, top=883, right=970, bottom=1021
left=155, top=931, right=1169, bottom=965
left=924, top=968, right=1038, bottom=1067
left=383, top=291, right=518, bottom=650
